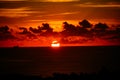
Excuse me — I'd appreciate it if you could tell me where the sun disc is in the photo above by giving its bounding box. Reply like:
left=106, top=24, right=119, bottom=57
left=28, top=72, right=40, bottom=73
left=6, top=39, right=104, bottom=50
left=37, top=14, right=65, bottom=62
left=51, top=40, right=60, bottom=47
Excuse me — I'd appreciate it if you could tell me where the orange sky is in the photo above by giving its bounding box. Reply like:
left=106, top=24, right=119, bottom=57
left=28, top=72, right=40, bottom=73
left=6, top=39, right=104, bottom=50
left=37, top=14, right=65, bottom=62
left=0, top=0, right=120, bottom=29
left=0, top=0, right=120, bottom=47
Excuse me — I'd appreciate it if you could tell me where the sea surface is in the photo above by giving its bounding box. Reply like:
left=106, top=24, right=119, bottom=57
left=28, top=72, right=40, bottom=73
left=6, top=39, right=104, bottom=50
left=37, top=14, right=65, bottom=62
left=0, top=46, right=119, bottom=77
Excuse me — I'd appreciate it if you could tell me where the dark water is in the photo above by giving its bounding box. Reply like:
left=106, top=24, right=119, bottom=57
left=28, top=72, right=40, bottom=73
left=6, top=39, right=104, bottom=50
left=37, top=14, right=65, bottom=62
left=0, top=46, right=119, bottom=76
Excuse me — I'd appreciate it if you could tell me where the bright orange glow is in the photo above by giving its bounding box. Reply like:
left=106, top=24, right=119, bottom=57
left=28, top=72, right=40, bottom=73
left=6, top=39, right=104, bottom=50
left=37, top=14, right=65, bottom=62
left=41, top=0, right=79, bottom=2
left=51, top=40, right=60, bottom=47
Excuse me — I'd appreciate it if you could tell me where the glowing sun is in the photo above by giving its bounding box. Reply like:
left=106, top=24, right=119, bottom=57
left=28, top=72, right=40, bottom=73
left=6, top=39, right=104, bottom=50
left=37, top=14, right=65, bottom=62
left=51, top=40, right=60, bottom=47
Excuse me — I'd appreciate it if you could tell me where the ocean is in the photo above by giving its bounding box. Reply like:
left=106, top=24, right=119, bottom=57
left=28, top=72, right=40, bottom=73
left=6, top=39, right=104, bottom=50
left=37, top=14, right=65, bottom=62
left=0, top=46, right=119, bottom=77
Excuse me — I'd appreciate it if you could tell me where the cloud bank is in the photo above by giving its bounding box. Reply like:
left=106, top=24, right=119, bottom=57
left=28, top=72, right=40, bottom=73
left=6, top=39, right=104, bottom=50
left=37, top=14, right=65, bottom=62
left=0, top=20, right=120, bottom=47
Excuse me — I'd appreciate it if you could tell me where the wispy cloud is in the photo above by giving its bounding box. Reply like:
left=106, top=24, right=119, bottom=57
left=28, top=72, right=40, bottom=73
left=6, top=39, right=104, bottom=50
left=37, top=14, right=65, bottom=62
left=45, top=12, right=79, bottom=16
left=76, top=4, right=120, bottom=8
left=0, top=7, right=36, bottom=18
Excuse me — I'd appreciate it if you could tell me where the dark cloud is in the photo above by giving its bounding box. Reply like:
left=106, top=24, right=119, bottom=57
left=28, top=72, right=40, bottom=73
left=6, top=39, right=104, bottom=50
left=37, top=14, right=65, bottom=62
left=29, top=26, right=41, bottom=33
left=17, top=27, right=37, bottom=40
left=94, top=23, right=109, bottom=31
left=79, top=19, right=92, bottom=28
left=18, top=27, right=30, bottom=34
left=0, top=20, right=120, bottom=46
left=60, top=20, right=120, bottom=44
left=0, top=25, right=15, bottom=40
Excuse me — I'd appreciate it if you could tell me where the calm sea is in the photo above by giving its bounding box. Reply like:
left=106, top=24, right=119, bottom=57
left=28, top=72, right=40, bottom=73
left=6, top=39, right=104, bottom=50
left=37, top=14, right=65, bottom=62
left=0, top=46, right=119, bottom=76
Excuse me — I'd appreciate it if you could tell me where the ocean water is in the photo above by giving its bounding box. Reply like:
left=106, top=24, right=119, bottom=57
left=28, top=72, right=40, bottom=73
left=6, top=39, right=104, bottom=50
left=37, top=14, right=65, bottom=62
left=0, top=46, right=119, bottom=76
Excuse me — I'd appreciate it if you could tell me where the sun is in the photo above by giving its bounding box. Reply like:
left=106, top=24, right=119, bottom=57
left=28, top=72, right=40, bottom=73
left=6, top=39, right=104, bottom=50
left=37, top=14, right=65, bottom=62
left=51, top=40, right=60, bottom=47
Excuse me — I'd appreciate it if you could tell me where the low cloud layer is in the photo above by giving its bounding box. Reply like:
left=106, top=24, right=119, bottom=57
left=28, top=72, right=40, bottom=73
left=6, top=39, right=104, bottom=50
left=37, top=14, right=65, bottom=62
left=0, top=20, right=120, bottom=47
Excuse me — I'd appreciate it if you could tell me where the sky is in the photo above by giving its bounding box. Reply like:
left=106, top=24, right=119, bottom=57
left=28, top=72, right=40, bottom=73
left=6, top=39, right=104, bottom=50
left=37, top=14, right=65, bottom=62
left=0, top=0, right=120, bottom=47
left=0, top=0, right=120, bottom=27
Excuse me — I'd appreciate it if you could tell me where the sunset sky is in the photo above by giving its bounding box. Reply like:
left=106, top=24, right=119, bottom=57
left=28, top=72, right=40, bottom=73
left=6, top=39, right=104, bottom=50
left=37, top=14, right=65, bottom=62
left=0, top=0, right=120, bottom=27
left=0, top=0, right=120, bottom=47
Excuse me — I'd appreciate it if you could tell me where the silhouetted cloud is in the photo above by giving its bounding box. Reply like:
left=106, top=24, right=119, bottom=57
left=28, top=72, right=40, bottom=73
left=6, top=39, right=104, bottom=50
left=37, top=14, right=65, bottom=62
left=29, top=26, right=41, bottom=33
left=18, top=27, right=30, bottom=34
left=79, top=19, right=92, bottom=28
left=0, top=20, right=120, bottom=46
left=16, top=27, right=38, bottom=40
left=94, top=23, right=109, bottom=31
left=61, top=21, right=92, bottom=36
left=0, top=25, right=15, bottom=40
left=41, top=23, right=53, bottom=33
